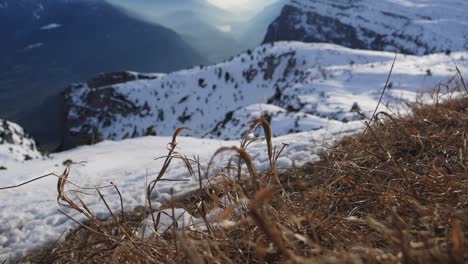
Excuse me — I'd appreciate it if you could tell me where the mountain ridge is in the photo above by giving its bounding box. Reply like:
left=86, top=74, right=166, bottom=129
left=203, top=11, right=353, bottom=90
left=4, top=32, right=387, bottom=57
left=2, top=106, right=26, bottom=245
left=60, top=42, right=468, bottom=149
left=263, top=0, right=468, bottom=55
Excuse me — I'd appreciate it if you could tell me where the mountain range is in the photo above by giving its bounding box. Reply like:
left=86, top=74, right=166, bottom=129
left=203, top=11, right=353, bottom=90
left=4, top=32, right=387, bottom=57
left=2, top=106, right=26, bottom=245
left=57, top=0, right=468, bottom=149
left=0, top=0, right=205, bottom=147
left=1, top=0, right=468, bottom=153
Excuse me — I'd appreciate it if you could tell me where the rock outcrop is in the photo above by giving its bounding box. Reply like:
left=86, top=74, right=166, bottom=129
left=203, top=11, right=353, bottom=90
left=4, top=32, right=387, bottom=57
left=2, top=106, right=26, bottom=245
left=0, top=119, right=42, bottom=162
left=61, top=72, right=161, bottom=149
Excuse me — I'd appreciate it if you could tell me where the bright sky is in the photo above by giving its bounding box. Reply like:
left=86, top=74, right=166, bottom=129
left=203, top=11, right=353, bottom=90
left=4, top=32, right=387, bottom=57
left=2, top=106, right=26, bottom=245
left=207, top=0, right=277, bottom=15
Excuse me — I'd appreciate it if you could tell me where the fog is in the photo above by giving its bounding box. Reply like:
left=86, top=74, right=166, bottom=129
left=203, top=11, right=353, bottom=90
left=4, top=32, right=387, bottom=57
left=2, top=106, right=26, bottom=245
left=105, top=0, right=285, bottom=63
left=206, top=0, right=278, bottom=18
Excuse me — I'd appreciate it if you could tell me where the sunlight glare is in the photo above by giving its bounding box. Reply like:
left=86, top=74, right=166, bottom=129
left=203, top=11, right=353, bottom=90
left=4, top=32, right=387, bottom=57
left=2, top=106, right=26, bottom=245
left=207, top=0, right=276, bottom=15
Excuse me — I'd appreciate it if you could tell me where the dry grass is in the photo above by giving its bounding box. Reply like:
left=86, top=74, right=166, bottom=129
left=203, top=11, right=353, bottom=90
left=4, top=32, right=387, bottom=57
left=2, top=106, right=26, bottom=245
left=19, top=81, right=468, bottom=264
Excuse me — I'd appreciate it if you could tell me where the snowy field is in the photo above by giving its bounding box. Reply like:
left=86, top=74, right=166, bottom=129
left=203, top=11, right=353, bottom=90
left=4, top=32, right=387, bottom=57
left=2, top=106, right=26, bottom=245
left=0, top=122, right=361, bottom=261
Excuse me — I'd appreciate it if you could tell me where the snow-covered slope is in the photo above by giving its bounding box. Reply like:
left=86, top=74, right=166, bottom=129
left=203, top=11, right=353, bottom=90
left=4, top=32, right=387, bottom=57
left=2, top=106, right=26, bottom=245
left=62, top=42, right=468, bottom=149
left=263, top=0, right=468, bottom=55
left=0, top=119, right=41, bottom=163
left=0, top=123, right=361, bottom=261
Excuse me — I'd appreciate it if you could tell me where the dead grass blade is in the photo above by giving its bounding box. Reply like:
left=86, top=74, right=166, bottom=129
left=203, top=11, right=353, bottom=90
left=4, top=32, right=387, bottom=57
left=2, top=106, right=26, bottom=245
left=448, top=216, right=464, bottom=264
left=147, top=127, right=191, bottom=232
left=455, top=65, right=468, bottom=94
left=364, top=52, right=398, bottom=134
left=207, top=146, right=259, bottom=192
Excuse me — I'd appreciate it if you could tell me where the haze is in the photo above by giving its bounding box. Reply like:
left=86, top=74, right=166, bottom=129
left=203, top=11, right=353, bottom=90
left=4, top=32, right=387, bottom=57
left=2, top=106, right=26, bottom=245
left=105, top=0, right=285, bottom=63
left=207, top=0, right=278, bottom=17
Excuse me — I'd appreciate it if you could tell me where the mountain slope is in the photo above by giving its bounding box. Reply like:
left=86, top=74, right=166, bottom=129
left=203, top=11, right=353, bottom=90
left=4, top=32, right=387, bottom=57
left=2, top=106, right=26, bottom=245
left=0, top=0, right=204, bottom=147
left=263, top=0, right=468, bottom=55
left=61, top=42, right=468, bottom=149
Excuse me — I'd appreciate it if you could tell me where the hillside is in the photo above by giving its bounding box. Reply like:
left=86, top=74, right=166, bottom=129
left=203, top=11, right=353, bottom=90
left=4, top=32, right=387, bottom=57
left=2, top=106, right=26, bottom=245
left=62, top=42, right=468, bottom=149
left=263, top=0, right=468, bottom=55
left=0, top=0, right=204, bottom=147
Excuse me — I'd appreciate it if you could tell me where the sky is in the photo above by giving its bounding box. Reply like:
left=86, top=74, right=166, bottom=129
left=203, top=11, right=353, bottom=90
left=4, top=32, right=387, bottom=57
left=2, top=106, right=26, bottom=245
left=207, top=0, right=278, bottom=16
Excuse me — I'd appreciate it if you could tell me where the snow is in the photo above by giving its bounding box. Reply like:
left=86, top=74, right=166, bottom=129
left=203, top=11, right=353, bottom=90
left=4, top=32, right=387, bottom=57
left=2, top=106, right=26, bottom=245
left=0, top=122, right=360, bottom=261
left=33, top=3, right=44, bottom=20
left=40, top=23, right=61, bottom=30
left=22, top=43, right=43, bottom=51
left=139, top=208, right=205, bottom=239
left=0, top=119, right=42, bottom=163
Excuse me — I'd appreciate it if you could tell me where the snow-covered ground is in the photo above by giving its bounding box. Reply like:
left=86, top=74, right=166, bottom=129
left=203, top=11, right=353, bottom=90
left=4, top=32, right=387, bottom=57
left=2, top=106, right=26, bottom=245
left=0, top=121, right=361, bottom=261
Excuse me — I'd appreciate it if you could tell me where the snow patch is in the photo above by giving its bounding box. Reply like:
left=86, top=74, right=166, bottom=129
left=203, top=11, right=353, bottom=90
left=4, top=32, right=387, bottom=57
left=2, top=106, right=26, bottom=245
left=22, top=43, right=43, bottom=51
left=40, top=23, right=61, bottom=30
